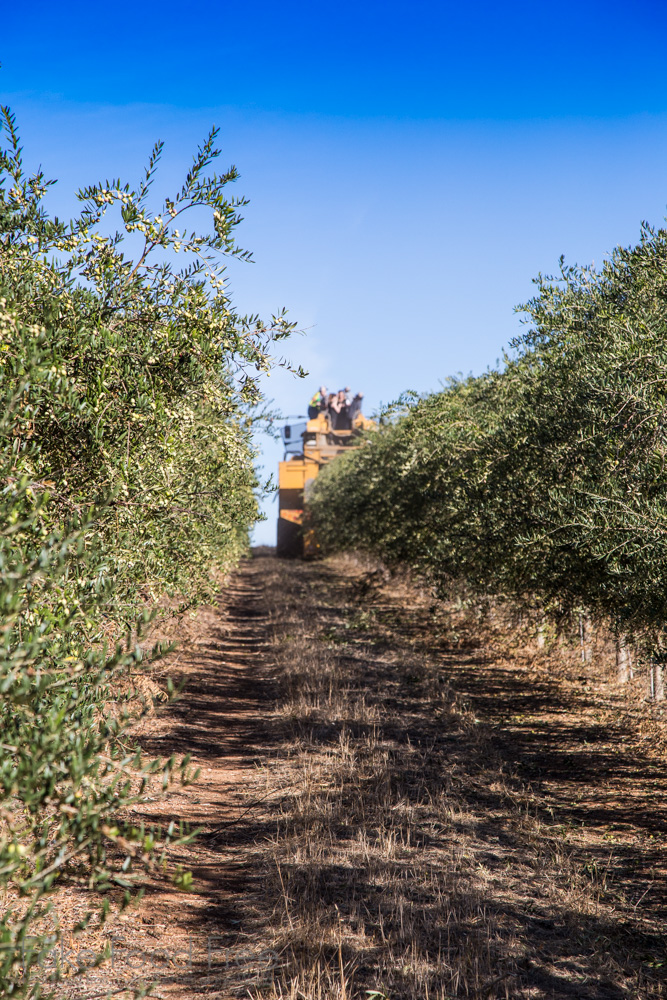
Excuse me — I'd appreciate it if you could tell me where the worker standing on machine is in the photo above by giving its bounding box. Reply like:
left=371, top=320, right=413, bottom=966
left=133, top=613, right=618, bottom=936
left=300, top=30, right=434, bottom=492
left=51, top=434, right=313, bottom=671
left=349, top=391, right=364, bottom=422
left=331, top=389, right=352, bottom=430
left=308, top=386, right=327, bottom=420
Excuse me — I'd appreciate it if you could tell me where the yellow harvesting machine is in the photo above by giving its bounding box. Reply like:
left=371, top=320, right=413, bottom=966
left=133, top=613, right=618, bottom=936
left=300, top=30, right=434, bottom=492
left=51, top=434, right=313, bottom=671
left=277, top=409, right=373, bottom=557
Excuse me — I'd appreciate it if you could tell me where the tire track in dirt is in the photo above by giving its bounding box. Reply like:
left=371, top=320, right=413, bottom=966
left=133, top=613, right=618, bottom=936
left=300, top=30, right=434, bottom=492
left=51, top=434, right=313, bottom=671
left=54, top=558, right=280, bottom=999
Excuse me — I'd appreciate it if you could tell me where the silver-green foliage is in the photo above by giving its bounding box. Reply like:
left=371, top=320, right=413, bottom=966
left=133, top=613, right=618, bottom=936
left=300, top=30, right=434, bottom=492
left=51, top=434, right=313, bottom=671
left=308, top=222, right=667, bottom=649
left=0, top=107, right=297, bottom=995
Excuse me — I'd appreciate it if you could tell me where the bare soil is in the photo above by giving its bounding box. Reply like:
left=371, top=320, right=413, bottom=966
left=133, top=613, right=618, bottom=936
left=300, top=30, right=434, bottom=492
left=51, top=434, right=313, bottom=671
left=47, top=551, right=667, bottom=1000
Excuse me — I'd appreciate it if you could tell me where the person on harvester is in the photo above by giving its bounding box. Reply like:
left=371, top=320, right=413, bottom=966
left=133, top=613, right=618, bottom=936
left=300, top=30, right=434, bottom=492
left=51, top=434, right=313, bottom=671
left=330, top=389, right=352, bottom=429
left=308, top=386, right=327, bottom=420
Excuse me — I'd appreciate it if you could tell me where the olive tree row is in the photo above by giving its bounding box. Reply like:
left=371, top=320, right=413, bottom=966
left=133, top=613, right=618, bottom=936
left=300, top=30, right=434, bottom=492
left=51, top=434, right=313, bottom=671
left=0, top=107, right=299, bottom=995
left=309, top=220, right=667, bottom=660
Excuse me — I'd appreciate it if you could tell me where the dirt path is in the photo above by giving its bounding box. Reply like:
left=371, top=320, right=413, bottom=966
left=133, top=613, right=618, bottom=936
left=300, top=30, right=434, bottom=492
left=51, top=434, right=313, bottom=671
left=52, top=553, right=667, bottom=1000
left=52, top=562, right=279, bottom=998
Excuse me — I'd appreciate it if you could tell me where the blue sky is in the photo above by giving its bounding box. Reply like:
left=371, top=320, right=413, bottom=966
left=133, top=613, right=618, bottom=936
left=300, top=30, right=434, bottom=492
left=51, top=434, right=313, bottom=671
left=3, top=1, right=667, bottom=541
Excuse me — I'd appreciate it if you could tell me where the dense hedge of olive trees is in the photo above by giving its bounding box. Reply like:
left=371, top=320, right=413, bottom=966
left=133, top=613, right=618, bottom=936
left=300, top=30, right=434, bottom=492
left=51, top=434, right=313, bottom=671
left=309, top=223, right=667, bottom=659
left=0, top=107, right=297, bottom=995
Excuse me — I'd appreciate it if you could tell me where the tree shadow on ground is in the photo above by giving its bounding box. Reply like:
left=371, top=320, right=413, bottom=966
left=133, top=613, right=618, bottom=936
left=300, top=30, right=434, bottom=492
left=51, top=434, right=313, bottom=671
left=70, top=556, right=667, bottom=1000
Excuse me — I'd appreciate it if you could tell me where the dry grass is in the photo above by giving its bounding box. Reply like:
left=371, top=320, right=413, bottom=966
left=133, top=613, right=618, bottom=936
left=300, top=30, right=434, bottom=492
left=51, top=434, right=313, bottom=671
left=241, top=555, right=667, bottom=1000
left=34, top=552, right=667, bottom=999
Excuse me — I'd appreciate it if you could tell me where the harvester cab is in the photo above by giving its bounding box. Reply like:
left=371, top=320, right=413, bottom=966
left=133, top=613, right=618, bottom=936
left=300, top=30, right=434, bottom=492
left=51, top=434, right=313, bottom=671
left=277, top=402, right=373, bottom=558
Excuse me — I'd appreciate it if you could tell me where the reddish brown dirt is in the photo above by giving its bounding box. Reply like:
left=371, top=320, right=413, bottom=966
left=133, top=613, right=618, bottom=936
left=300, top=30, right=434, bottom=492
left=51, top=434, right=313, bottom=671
left=50, top=561, right=279, bottom=999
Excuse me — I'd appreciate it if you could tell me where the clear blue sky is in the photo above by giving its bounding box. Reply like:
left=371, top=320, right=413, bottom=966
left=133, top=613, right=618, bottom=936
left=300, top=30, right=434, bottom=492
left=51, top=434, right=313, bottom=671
left=3, top=1, right=667, bottom=542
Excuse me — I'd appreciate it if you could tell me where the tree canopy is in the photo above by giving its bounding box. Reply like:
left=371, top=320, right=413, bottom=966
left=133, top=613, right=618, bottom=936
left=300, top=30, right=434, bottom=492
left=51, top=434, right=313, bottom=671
left=0, top=106, right=299, bottom=995
left=309, top=221, right=667, bottom=650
